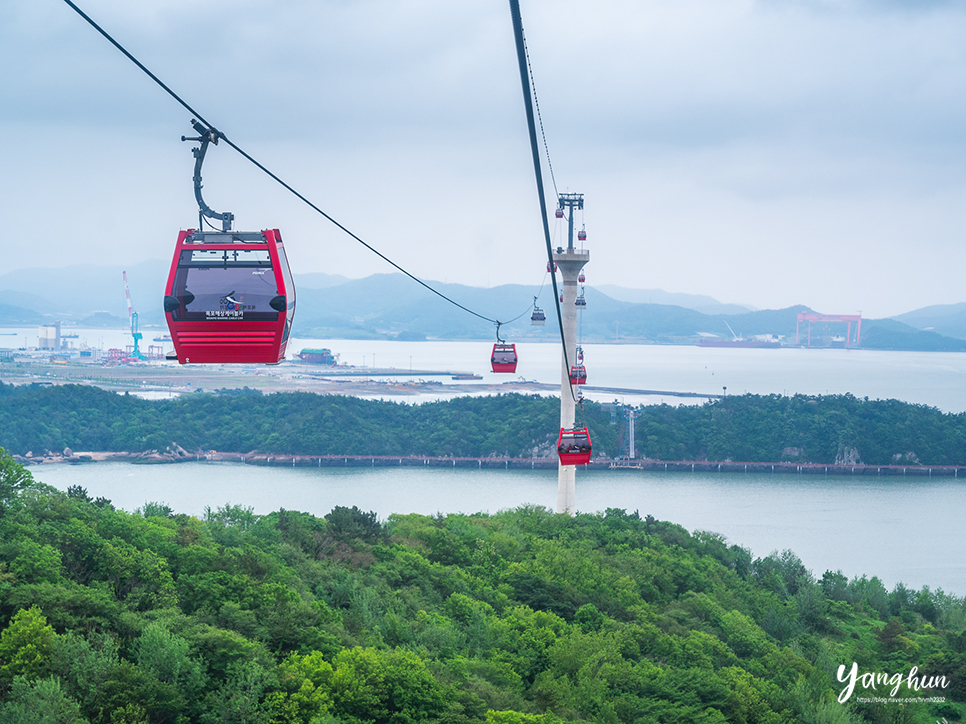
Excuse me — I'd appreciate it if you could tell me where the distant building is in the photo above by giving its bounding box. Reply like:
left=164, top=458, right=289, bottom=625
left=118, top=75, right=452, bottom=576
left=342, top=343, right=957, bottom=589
left=38, top=322, right=60, bottom=350
left=298, top=348, right=339, bottom=365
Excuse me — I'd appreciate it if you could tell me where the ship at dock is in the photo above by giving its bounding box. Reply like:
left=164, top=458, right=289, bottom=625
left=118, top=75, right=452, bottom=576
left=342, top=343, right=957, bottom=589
left=698, top=338, right=781, bottom=349
left=698, top=321, right=782, bottom=349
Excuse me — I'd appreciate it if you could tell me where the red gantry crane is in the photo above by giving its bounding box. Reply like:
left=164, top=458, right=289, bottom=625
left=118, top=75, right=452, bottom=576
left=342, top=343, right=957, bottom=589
left=796, top=312, right=862, bottom=348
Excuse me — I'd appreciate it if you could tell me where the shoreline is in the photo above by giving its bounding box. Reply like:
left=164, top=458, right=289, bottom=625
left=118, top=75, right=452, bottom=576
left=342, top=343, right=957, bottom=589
left=17, top=451, right=966, bottom=477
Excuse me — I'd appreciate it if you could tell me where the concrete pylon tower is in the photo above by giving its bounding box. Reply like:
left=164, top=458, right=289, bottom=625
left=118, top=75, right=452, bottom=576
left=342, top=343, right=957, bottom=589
left=553, top=193, right=589, bottom=515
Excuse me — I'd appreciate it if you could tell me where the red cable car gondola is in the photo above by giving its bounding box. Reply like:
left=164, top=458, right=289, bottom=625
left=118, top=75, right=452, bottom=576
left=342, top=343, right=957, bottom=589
left=578, top=271, right=585, bottom=283
left=547, top=261, right=557, bottom=273
left=164, top=229, right=295, bottom=364
left=491, top=343, right=518, bottom=373
left=569, top=364, right=587, bottom=385
left=557, top=427, right=592, bottom=466
left=578, top=229, right=587, bottom=241
left=555, top=208, right=564, bottom=219
left=163, top=121, right=296, bottom=365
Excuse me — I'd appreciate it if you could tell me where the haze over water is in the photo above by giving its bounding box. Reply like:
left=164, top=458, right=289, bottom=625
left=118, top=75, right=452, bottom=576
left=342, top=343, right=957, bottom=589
left=300, top=339, right=966, bottom=412
left=9, top=328, right=966, bottom=411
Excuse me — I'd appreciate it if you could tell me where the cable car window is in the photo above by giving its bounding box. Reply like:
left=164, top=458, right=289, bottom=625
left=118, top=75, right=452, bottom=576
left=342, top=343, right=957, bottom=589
left=169, top=249, right=280, bottom=321
left=276, top=244, right=296, bottom=345
left=559, top=431, right=591, bottom=452
left=184, top=249, right=273, bottom=266
left=276, top=245, right=295, bottom=309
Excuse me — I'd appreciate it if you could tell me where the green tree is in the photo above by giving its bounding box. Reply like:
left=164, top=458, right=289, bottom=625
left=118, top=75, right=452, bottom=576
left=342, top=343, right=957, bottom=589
left=0, top=607, right=57, bottom=689
left=266, top=651, right=332, bottom=724
left=50, top=631, right=121, bottom=716
left=0, top=447, right=33, bottom=512
left=134, top=623, right=207, bottom=703
left=0, top=676, right=86, bottom=724
left=201, top=661, right=276, bottom=724
left=330, top=647, right=447, bottom=724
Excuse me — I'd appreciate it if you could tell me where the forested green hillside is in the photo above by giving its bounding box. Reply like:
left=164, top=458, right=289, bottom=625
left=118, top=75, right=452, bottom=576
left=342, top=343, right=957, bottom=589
left=632, top=394, right=966, bottom=465
left=0, top=452, right=963, bottom=723
left=3, top=382, right=966, bottom=466
left=0, top=385, right=583, bottom=459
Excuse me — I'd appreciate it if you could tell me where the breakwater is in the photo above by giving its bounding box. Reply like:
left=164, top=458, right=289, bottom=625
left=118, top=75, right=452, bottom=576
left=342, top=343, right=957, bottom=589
left=216, top=453, right=560, bottom=469
left=205, top=454, right=966, bottom=476
left=608, top=459, right=966, bottom=477
left=20, top=451, right=966, bottom=476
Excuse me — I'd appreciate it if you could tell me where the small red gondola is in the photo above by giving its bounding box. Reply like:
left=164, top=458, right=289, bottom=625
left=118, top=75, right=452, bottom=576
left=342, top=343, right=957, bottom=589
left=491, top=343, right=518, bottom=373
left=557, top=427, right=592, bottom=466
left=547, top=261, right=557, bottom=273
left=578, top=271, right=585, bottom=283
left=578, top=229, right=587, bottom=241
left=164, top=229, right=296, bottom=364
left=569, top=364, right=587, bottom=385
left=555, top=208, right=564, bottom=219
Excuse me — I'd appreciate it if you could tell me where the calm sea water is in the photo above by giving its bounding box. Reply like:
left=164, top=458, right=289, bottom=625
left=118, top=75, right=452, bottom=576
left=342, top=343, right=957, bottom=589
left=300, top=339, right=966, bottom=411
left=8, top=327, right=966, bottom=411
left=32, top=461, right=966, bottom=596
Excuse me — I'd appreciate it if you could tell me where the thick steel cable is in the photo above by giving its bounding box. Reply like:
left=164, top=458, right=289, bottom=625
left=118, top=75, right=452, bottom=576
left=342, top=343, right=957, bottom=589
left=507, top=0, right=576, bottom=402
left=522, top=30, right=558, bottom=200
left=60, top=0, right=502, bottom=328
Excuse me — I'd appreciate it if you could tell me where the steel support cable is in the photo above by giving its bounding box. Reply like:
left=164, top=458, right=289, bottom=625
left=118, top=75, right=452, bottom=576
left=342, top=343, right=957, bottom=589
left=507, top=0, right=576, bottom=402
left=535, top=269, right=549, bottom=301
left=60, top=0, right=502, bottom=328
left=503, top=297, right=540, bottom=327
left=522, top=30, right=558, bottom=200
left=217, top=137, right=499, bottom=325
left=501, top=268, right=553, bottom=328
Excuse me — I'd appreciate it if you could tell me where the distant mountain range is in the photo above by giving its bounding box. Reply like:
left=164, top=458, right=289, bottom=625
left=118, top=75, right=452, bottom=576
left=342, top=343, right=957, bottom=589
left=892, top=303, right=966, bottom=341
left=2, top=263, right=966, bottom=351
left=594, top=285, right=756, bottom=316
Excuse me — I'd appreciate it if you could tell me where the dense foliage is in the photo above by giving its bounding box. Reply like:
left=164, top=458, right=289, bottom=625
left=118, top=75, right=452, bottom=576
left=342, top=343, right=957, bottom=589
left=634, top=394, right=966, bottom=465
left=0, top=451, right=963, bottom=723
left=0, top=384, right=602, bottom=459
left=3, top=382, right=966, bottom=466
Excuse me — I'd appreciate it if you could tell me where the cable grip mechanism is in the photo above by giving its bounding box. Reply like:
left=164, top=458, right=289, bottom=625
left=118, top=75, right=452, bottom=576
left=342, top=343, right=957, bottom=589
left=182, top=119, right=234, bottom=232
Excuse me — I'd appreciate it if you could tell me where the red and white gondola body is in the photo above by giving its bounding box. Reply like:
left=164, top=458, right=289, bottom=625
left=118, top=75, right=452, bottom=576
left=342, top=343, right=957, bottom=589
left=164, top=229, right=295, bottom=364
left=569, top=364, right=587, bottom=385
left=557, top=427, right=592, bottom=466
left=491, top=343, right=518, bottom=373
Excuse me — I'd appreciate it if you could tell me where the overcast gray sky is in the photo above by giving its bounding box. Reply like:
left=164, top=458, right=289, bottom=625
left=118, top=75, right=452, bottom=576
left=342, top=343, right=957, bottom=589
left=2, top=0, right=965, bottom=318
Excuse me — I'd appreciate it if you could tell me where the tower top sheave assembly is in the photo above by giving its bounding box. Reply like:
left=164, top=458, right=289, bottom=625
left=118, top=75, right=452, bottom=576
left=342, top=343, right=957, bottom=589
left=556, top=193, right=584, bottom=251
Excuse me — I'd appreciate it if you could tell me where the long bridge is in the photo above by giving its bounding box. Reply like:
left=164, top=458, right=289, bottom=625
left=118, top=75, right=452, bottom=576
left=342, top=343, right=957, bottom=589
left=187, top=453, right=965, bottom=476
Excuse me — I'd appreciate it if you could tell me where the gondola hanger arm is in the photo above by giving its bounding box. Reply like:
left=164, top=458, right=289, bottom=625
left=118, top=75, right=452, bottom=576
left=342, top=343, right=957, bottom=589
left=182, top=119, right=234, bottom=232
